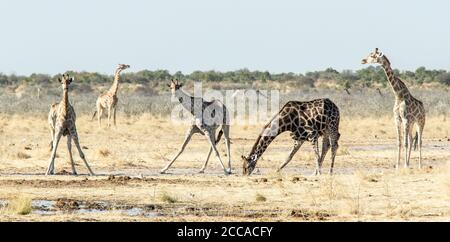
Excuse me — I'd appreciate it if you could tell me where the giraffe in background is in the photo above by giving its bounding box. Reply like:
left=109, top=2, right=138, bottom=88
left=47, top=74, right=94, bottom=175
left=242, top=99, right=340, bottom=175
left=92, top=64, right=130, bottom=127
left=362, top=48, right=426, bottom=169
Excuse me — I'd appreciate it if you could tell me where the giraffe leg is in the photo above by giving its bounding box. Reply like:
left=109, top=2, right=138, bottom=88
left=395, top=116, right=402, bottom=169
left=403, top=121, right=411, bottom=168
left=205, top=130, right=229, bottom=175
left=223, top=125, right=232, bottom=174
left=113, top=107, right=117, bottom=127
left=67, top=135, right=77, bottom=175
left=71, top=129, right=94, bottom=176
left=406, top=126, right=414, bottom=168
left=46, top=131, right=62, bottom=175
left=160, top=126, right=195, bottom=174
left=49, top=126, right=55, bottom=152
left=329, top=132, right=340, bottom=175
left=277, top=140, right=303, bottom=172
left=312, top=139, right=321, bottom=175
left=418, top=123, right=424, bottom=169
left=97, top=106, right=103, bottom=128
left=199, top=148, right=213, bottom=173
left=319, top=135, right=331, bottom=170
left=107, top=106, right=112, bottom=128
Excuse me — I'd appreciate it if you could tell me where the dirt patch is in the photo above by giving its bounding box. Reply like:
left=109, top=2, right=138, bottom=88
left=55, top=170, right=73, bottom=175
left=55, top=198, right=80, bottom=211
left=291, top=177, right=307, bottom=183
left=289, top=209, right=334, bottom=221
left=107, top=175, right=132, bottom=183
left=0, top=176, right=218, bottom=189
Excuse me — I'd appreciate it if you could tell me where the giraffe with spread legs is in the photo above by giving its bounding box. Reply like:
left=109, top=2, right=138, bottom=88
left=362, top=48, right=426, bottom=169
left=92, top=64, right=130, bottom=127
left=47, top=74, right=94, bottom=176
left=242, top=99, right=340, bottom=175
left=160, top=79, right=232, bottom=175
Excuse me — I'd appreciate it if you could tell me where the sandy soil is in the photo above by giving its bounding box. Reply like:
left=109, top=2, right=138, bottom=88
left=0, top=114, right=449, bottom=221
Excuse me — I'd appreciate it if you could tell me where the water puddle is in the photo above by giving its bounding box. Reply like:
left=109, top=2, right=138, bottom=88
left=1, top=199, right=159, bottom=217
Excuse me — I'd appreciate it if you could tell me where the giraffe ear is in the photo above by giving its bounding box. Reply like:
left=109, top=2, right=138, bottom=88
left=241, top=155, right=247, bottom=160
left=68, top=77, right=74, bottom=84
left=58, top=77, right=62, bottom=83
left=379, top=52, right=384, bottom=57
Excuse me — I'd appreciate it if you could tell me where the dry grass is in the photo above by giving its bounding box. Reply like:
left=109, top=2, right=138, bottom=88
left=0, top=114, right=449, bottom=221
left=255, top=193, right=267, bottom=202
left=16, top=152, right=31, bottom=160
left=97, top=148, right=111, bottom=157
left=4, top=195, right=32, bottom=215
left=159, top=191, right=178, bottom=204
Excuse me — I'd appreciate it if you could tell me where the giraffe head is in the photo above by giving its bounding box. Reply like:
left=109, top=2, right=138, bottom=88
left=167, top=79, right=183, bottom=95
left=117, top=64, right=130, bottom=70
left=58, top=74, right=73, bottom=91
left=361, top=48, right=385, bottom=65
left=241, top=155, right=256, bottom=175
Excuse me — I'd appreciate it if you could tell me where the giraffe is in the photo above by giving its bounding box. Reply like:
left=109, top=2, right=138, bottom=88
left=47, top=74, right=94, bottom=176
left=160, top=79, right=232, bottom=175
left=91, top=64, right=130, bottom=127
left=242, top=99, right=340, bottom=175
left=362, top=48, right=426, bottom=169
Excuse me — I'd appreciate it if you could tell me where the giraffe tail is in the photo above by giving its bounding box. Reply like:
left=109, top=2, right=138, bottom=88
left=91, top=111, right=97, bottom=121
left=413, top=132, right=418, bottom=151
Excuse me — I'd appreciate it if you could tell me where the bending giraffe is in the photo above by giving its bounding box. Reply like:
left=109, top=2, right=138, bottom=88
left=362, top=48, right=426, bottom=169
left=242, top=99, right=340, bottom=175
left=160, top=80, right=232, bottom=175
left=91, top=64, right=130, bottom=127
left=47, top=74, right=94, bottom=175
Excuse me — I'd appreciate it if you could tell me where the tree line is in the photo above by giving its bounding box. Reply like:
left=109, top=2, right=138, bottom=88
left=1, top=67, right=449, bottom=88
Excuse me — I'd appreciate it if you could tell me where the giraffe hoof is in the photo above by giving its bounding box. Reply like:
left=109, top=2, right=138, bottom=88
left=160, top=169, right=167, bottom=174
left=312, top=171, right=321, bottom=176
left=198, top=170, right=205, bottom=174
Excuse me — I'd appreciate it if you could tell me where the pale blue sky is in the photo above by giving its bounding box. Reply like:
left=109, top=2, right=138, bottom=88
left=1, top=0, right=449, bottom=75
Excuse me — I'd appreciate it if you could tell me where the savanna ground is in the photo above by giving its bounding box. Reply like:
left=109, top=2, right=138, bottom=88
left=0, top=86, right=449, bottom=221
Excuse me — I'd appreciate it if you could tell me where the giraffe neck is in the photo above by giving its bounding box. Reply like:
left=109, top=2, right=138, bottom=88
left=380, top=56, right=410, bottom=100
left=109, top=69, right=122, bottom=95
left=60, top=88, right=69, bottom=118
left=175, top=88, right=199, bottom=116
left=247, top=128, right=281, bottom=166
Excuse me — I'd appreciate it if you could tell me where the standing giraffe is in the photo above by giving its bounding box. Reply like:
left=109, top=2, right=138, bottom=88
left=91, top=64, right=130, bottom=127
left=47, top=74, right=94, bottom=175
left=160, top=80, right=232, bottom=175
left=242, top=99, right=340, bottom=175
left=362, top=48, right=425, bottom=169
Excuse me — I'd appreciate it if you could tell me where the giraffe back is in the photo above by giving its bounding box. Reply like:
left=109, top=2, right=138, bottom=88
left=277, top=98, right=340, bottom=142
